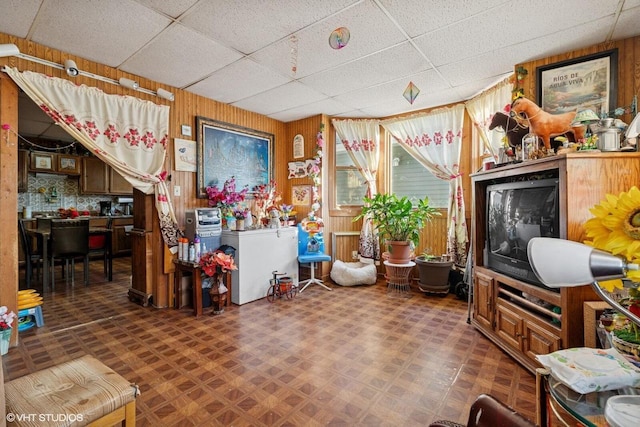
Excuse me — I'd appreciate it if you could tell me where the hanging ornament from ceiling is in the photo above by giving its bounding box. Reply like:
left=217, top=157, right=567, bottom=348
left=403, top=81, right=420, bottom=104
left=290, top=35, right=298, bottom=76
left=329, top=27, right=350, bottom=50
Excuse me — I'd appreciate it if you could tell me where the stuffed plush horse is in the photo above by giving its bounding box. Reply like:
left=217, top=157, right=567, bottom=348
left=510, top=97, right=584, bottom=149
left=489, top=112, right=529, bottom=148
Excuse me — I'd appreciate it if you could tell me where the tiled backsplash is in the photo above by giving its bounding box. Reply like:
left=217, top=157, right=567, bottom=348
left=18, top=174, right=125, bottom=214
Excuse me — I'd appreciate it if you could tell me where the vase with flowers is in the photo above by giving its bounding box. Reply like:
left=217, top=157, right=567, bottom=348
left=0, top=306, right=16, bottom=355
left=281, top=204, right=294, bottom=226
left=205, top=176, right=248, bottom=229
left=199, top=250, right=237, bottom=314
left=234, top=208, right=250, bottom=231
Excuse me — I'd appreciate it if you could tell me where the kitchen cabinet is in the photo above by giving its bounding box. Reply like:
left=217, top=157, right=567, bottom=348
left=81, top=157, right=132, bottom=195
left=221, top=227, right=299, bottom=305
left=111, top=217, right=133, bottom=256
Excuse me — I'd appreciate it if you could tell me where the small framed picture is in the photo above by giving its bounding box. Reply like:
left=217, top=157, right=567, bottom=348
left=30, top=152, right=54, bottom=172
left=292, top=185, right=311, bottom=206
left=57, top=155, right=80, bottom=174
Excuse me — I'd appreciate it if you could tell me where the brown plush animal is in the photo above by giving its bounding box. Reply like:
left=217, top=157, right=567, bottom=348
left=510, top=97, right=584, bottom=149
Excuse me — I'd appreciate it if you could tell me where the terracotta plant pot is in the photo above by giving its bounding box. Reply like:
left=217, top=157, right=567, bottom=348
left=387, top=241, right=412, bottom=264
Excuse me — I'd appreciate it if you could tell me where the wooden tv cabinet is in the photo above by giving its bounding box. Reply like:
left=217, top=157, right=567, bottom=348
left=471, top=152, right=640, bottom=373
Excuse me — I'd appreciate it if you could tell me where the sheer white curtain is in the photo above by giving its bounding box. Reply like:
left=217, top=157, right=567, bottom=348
left=332, top=119, right=381, bottom=263
left=466, top=77, right=514, bottom=160
left=4, top=68, right=180, bottom=250
left=381, top=104, right=467, bottom=264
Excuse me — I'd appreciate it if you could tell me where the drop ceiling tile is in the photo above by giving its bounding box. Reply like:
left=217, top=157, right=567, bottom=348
left=438, top=17, right=612, bottom=88
left=623, top=0, right=640, bottom=8
left=414, top=0, right=618, bottom=68
left=378, top=0, right=509, bottom=38
left=232, top=81, right=327, bottom=116
left=181, top=0, right=360, bottom=54
left=121, top=24, right=243, bottom=89
left=135, top=0, right=199, bottom=18
left=30, top=0, right=171, bottom=67
left=299, top=42, right=431, bottom=97
left=455, top=73, right=513, bottom=101
left=270, top=97, right=353, bottom=122
left=187, top=58, right=292, bottom=104
left=0, top=0, right=41, bottom=38
left=251, top=0, right=406, bottom=78
left=612, top=6, right=640, bottom=40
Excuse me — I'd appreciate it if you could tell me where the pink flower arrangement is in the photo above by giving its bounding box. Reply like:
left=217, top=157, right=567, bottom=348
left=0, top=306, right=16, bottom=331
left=206, top=176, right=248, bottom=210
left=199, top=250, right=237, bottom=277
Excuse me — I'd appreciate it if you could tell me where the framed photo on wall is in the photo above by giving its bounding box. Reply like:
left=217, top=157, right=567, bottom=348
left=292, top=185, right=311, bottom=206
left=196, top=117, right=274, bottom=198
left=30, top=152, right=54, bottom=172
left=536, top=49, right=618, bottom=116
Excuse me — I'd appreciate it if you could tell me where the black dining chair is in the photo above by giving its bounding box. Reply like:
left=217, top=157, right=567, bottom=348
left=49, top=219, right=90, bottom=287
left=18, top=219, right=43, bottom=288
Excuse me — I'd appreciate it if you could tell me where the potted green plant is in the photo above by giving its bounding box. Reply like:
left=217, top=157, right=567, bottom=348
left=354, top=193, right=440, bottom=264
left=415, top=250, right=454, bottom=294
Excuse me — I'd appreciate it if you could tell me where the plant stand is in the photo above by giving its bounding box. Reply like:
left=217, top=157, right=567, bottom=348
left=384, top=260, right=415, bottom=299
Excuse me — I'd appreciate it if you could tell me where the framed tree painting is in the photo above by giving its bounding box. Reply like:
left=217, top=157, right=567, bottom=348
left=536, top=49, right=617, bottom=116
left=196, top=117, right=274, bottom=198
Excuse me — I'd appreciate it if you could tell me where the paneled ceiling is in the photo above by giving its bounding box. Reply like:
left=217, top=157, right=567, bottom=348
left=3, top=0, right=640, bottom=142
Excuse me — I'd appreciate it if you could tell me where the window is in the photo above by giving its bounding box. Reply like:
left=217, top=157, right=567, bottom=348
left=335, top=135, right=367, bottom=207
left=390, top=140, right=450, bottom=208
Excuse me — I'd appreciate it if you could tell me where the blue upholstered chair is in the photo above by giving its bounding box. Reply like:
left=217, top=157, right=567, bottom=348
left=298, top=223, right=332, bottom=292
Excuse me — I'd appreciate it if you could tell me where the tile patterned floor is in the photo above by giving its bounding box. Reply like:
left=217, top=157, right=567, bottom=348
left=6, top=258, right=537, bottom=426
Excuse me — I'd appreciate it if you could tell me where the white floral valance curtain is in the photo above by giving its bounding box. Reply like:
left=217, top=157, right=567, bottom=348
left=381, top=104, right=467, bottom=264
left=465, top=76, right=514, bottom=160
left=4, top=67, right=180, bottom=250
left=332, top=118, right=381, bottom=263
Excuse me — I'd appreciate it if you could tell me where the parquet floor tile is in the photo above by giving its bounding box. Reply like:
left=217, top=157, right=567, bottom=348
left=6, top=257, right=538, bottom=426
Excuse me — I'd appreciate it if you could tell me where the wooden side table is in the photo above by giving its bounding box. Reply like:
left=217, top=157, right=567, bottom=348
left=172, top=259, right=232, bottom=317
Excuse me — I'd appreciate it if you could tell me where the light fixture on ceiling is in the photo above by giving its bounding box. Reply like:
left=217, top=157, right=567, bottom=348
left=527, top=237, right=640, bottom=325
left=0, top=44, right=173, bottom=101
left=0, top=43, right=20, bottom=57
left=156, top=88, right=174, bottom=101
left=64, top=59, right=79, bottom=77
left=118, top=77, right=139, bottom=90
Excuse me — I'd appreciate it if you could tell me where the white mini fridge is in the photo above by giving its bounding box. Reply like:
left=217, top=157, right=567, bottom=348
left=221, top=227, right=299, bottom=305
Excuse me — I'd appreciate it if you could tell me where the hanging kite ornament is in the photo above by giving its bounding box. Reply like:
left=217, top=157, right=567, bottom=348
left=329, top=27, right=350, bottom=50
left=403, top=81, right=420, bottom=104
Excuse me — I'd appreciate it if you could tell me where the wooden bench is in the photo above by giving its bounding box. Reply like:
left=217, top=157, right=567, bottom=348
left=1, top=355, right=138, bottom=426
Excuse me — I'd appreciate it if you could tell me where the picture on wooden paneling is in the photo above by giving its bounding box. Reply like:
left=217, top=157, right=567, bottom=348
left=292, top=185, right=311, bottom=206
left=536, top=49, right=617, bottom=116
left=174, top=138, right=196, bottom=172
left=196, top=117, right=274, bottom=198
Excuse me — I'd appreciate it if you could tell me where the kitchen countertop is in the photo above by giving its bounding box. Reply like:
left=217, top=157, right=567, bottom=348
left=21, top=215, right=133, bottom=221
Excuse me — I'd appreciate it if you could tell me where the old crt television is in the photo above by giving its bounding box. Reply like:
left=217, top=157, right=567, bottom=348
left=486, top=178, right=560, bottom=289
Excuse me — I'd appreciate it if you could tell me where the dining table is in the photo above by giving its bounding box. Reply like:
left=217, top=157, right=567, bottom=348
left=27, top=223, right=113, bottom=289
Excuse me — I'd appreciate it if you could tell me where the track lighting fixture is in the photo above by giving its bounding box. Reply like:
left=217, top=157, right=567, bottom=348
left=64, top=59, right=79, bottom=77
left=118, top=77, right=139, bottom=90
left=156, top=88, right=174, bottom=101
left=0, top=44, right=174, bottom=101
left=0, top=44, right=20, bottom=57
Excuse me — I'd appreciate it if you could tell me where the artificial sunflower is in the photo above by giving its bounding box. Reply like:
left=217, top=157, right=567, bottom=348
left=584, top=186, right=640, bottom=291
